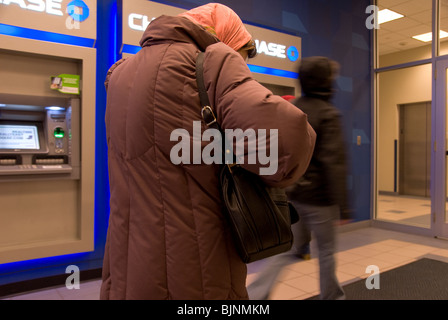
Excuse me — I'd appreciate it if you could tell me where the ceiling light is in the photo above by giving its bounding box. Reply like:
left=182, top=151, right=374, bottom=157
left=412, top=30, right=448, bottom=42
left=378, top=9, right=404, bottom=24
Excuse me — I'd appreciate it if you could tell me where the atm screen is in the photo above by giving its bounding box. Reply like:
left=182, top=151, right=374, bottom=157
left=0, top=124, right=40, bottom=150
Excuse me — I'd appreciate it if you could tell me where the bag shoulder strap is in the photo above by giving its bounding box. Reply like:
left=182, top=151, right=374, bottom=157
left=196, top=51, right=238, bottom=167
left=196, top=52, right=221, bottom=132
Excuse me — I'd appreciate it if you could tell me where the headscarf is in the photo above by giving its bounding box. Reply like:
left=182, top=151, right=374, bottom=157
left=179, top=3, right=252, bottom=52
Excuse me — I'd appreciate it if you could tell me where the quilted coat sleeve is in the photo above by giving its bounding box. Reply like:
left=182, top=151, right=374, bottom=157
left=202, top=43, right=316, bottom=188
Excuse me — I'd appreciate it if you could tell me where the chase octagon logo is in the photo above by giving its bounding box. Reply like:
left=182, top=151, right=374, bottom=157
left=287, top=46, right=299, bottom=62
left=67, top=0, right=89, bottom=22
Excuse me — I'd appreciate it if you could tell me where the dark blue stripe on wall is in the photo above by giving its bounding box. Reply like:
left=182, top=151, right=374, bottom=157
left=248, top=64, right=298, bottom=79
left=121, top=43, right=141, bottom=54
left=0, top=23, right=95, bottom=48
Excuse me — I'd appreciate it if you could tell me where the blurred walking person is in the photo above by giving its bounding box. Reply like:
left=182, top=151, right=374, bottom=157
left=248, top=56, right=351, bottom=300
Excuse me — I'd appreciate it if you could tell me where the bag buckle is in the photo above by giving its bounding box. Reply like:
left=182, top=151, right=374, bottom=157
left=201, top=106, right=217, bottom=126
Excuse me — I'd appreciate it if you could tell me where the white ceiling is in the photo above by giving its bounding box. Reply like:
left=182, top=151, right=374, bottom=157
left=378, top=0, right=448, bottom=55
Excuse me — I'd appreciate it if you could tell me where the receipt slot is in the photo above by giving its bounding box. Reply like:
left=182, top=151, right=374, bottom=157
left=0, top=97, right=80, bottom=179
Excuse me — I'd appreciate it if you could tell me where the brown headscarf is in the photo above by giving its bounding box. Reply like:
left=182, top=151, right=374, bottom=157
left=179, top=3, right=252, bottom=51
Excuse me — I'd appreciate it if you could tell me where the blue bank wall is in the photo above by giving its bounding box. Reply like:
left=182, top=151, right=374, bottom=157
left=0, top=0, right=371, bottom=287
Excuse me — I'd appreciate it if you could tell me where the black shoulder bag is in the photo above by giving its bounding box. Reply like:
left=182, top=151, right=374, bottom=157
left=195, top=52, right=298, bottom=263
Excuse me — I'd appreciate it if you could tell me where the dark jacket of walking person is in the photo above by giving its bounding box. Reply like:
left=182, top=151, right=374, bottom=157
left=286, top=57, right=351, bottom=221
left=100, top=3, right=316, bottom=300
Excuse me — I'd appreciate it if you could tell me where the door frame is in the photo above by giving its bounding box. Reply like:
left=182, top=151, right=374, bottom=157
left=433, top=58, right=448, bottom=238
left=398, top=102, right=431, bottom=198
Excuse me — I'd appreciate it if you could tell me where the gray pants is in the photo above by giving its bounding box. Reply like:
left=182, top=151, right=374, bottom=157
left=247, top=202, right=345, bottom=300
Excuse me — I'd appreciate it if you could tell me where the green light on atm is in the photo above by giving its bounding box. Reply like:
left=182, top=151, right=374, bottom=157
left=54, top=128, right=65, bottom=138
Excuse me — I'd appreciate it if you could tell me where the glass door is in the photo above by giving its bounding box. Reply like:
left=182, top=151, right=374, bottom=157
left=376, top=65, right=433, bottom=230
left=374, top=0, right=448, bottom=238
left=434, top=59, right=448, bottom=238
left=374, top=0, right=434, bottom=231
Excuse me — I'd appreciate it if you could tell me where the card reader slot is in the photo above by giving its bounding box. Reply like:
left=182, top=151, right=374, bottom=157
left=0, top=155, right=22, bottom=166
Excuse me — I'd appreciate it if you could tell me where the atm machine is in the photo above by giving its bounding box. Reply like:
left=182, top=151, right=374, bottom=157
left=0, top=1, right=96, bottom=264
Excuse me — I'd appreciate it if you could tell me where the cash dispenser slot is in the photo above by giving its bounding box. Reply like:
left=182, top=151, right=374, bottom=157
left=34, top=155, right=68, bottom=164
left=0, top=163, right=72, bottom=175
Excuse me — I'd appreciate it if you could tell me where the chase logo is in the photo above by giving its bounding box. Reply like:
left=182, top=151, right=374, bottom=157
left=0, top=0, right=90, bottom=30
left=67, top=0, right=89, bottom=22
left=286, top=46, right=299, bottom=62
left=255, top=40, right=300, bottom=62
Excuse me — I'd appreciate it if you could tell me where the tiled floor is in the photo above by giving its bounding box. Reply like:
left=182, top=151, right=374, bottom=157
left=2, top=225, right=448, bottom=300
left=247, top=226, right=448, bottom=300
left=376, top=194, right=432, bottom=228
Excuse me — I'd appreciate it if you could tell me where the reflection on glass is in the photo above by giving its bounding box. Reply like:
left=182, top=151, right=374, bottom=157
left=446, top=69, right=448, bottom=225
left=441, top=0, right=448, bottom=55
left=376, top=64, right=432, bottom=228
left=441, top=1, right=448, bottom=225
left=377, top=0, right=432, bottom=68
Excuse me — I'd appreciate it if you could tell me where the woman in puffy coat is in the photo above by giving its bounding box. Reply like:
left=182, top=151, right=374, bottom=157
left=100, top=3, right=316, bottom=300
